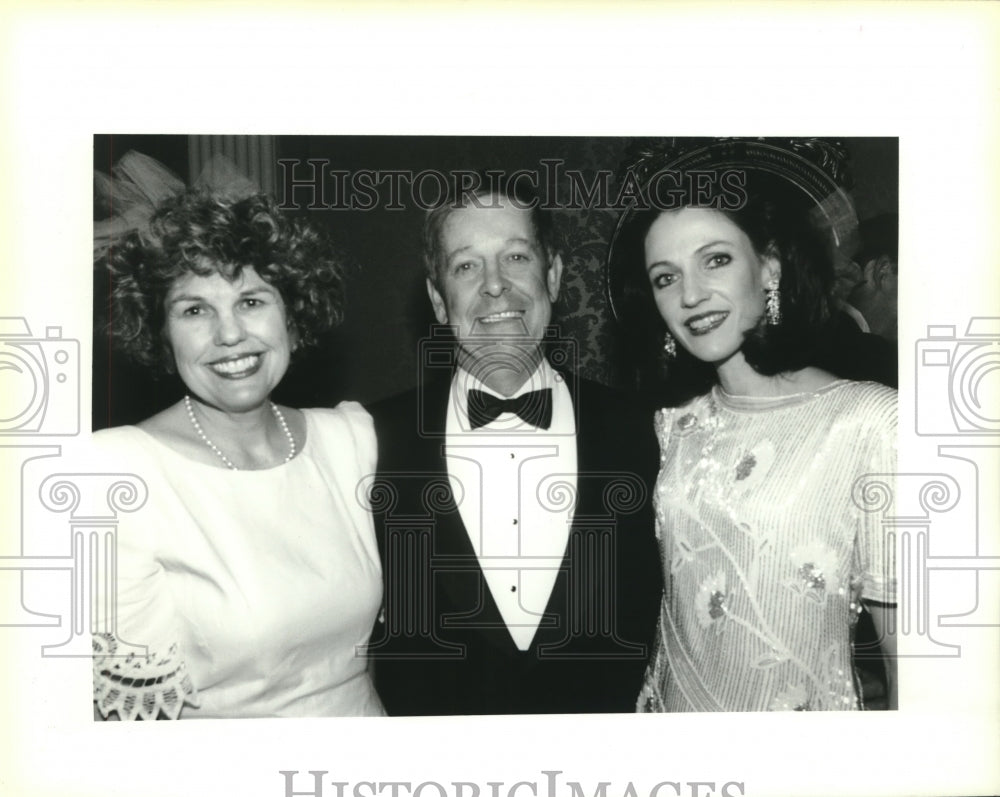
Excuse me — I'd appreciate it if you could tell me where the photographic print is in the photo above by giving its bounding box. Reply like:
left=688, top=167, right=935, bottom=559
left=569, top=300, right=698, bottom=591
left=2, top=4, right=998, bottom=797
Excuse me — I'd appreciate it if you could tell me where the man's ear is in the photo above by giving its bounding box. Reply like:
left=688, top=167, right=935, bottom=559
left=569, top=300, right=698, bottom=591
left=546, top=253, right=564, bottom=303
left=426, top=278, right=449, bottom=324
left=873, top=255, right=897, bottom=291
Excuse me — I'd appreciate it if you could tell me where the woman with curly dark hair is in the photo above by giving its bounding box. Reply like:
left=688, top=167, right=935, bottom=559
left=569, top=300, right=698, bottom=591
left=92, top=188, right=384, bottom=719
left=612, top=174, right=897, bottom=713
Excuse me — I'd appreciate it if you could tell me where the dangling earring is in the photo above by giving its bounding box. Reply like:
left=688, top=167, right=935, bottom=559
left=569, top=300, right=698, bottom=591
left=663, top=330, right=677, bottom=358
left=765, top=279, right=781, bottom=326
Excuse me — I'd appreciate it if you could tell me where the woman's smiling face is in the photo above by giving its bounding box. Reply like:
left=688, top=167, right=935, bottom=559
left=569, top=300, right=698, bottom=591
left=644, top=207, right=780, bottom=368
left=163, top=266, right=293, bottom=413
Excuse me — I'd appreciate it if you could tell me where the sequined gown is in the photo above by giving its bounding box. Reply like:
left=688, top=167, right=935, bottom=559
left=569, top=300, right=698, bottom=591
left=638, top=380, right=897, bottom=712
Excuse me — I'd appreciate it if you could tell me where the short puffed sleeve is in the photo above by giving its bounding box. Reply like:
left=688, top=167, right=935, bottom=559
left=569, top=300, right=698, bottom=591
left=301, top=403, right=382, bottom=568
left=851, top=385, right=898, bottom=605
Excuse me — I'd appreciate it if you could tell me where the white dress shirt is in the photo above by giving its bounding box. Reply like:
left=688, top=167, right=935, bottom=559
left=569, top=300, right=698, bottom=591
left=445, top=359, right=577, bottom=650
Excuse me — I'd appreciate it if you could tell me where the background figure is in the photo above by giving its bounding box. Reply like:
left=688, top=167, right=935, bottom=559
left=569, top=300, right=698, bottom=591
left=366, top=182, right=662, bottom=715
left=816, top=212, right=898, bottom=388
left=92, top=187, right=383, bottom=719
left=849, top=213, right=899, bottom=343
left=613, top=175, right=898, bottom=712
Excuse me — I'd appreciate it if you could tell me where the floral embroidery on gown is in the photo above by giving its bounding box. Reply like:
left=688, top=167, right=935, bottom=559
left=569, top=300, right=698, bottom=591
left=638, top=380, right=897, bottom=712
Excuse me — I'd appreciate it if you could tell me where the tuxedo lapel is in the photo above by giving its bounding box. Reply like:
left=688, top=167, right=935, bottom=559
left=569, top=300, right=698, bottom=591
left=530, top=378, right=627, bottom=654
left=529, top=372, right=585, bottom=652
left=413, top=379, right=514, bottom=650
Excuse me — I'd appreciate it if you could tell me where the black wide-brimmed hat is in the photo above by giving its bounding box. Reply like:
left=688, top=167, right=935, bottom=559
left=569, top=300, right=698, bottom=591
left=605, top=137, right=859, bottom=323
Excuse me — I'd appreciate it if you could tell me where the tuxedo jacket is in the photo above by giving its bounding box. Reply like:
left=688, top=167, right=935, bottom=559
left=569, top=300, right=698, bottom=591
left=366, top=373, right=662, bottom=715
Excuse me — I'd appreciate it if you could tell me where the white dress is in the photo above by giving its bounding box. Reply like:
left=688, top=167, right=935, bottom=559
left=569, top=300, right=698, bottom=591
left=638, top=380, right=897, bottom=712
left=91, top=403, right=384, bottom=719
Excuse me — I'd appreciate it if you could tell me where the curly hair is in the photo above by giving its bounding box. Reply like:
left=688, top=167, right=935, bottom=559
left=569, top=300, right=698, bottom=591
left=614, top=176, right=837, bottom=405
left=104, top=190, right=346, bottom=374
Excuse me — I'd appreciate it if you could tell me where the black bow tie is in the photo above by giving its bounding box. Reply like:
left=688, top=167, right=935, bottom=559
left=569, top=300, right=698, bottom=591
left=467, top=388, right=553, bottom=430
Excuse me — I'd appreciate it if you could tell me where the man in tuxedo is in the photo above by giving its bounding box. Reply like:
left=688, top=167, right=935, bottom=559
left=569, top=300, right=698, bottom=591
left=366, top=183, right=662, bottom=715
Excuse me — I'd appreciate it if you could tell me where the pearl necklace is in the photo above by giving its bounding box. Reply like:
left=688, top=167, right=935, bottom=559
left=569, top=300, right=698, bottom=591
left=183, top=395, right=296, bottom=470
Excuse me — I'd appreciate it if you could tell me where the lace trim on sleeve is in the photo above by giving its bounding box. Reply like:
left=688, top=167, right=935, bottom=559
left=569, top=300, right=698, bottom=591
left=93, top=632, right=201, bottom=720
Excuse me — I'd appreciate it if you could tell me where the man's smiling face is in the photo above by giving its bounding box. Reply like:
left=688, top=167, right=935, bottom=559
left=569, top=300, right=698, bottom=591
left=427, top=199, right=562, bottom=391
